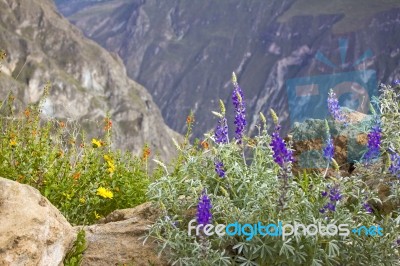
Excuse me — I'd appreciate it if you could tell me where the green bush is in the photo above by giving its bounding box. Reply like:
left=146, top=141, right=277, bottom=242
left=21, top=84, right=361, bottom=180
left=147, top=79, right=400, bottom=265
left=0, top=88, right=150, bottom=225
left=64, top=229, right=87, bottom=266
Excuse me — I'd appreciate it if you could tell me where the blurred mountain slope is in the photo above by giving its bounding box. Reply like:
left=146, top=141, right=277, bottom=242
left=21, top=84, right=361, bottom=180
left=0, top=0, right=180, bottom=158
left=56, top=0, right=400, bottom=137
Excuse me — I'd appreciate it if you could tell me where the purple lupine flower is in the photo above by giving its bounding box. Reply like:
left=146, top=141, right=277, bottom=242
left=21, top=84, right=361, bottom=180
left=214, top=160, right=225, bottom=178
left=397, top=238, right=400, bottom=246
left=270, top=125, right=294, bottom=168
left=320, top=185, right=342, bottom=213
left=327, top=89, right=347, bottom=123
left=323, top=138, right=335, bottom=161
left=197, top=189, right=212, bottom=226
left=389, top=152, right=400, bottom=179
left=325, top=202, right=336, bottom=212
left=364, top=119, right=382, bottom=162
left=232, top=74, right=246, bottom=144
left=363, top=202, right=373, bottom=213
left=214, top=116, right=229, bottom=144
left=329, top=187, right=342, bottom=201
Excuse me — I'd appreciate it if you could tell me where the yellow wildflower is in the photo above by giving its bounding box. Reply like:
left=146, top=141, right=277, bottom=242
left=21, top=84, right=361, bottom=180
left=104, top=154, right=116, bottom=173
left=92, top=138, right=102, bottom=148
left=79, top=197, right=86, bottom=204
left=107, top=161, right=116, bottom=173
left=96, top=187, right=113, bottom=199
left=103, top=154, right=112, bottom=162
left=9, top=138, right=17, bottom=147
left=94, top=211, right=101, bottom=219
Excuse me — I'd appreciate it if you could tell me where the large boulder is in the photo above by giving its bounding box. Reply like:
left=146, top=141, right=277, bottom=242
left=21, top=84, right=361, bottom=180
left=77, top=202, right=167, bottom=266
left=0, top=177, right=76, bottom=266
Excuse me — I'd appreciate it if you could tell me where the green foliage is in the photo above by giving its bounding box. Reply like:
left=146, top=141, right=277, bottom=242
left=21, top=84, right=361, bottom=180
left=0, top=89, right=150, bottom=225
left=64, top=229, right=87, bottom=266
left=147, top=86, right=400, bottom=265
left=378, top=83, right=400, bottom=152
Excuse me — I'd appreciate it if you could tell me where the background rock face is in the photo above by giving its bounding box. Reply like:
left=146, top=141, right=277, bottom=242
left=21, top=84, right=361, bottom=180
left=0, top=0, right=180, bottom=158
left=0, top=177, right=75, bottom=266
left=291, top=110, right=372, bottom=170
left=77, top=202, right=167, bottom=266
left=55, top=0, right=400, bottom=138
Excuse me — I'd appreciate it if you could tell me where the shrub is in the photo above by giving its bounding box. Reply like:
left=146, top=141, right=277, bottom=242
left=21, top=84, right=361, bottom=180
left=147, top=75, right=400, bottom=265
left=0, top=87, right=150, bottom=225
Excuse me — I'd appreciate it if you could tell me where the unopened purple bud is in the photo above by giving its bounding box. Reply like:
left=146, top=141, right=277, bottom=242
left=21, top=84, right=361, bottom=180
left=214, top=117, right=229, bottom=144
left=327, top=89, right=347, bottom=123
left=232, top=81, right=246, bottom=144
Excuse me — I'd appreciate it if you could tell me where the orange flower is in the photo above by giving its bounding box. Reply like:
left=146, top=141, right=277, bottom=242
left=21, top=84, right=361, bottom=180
left=142, top=146, right=151, bottom=160
left=59, top=121, right=65, bottom=128
left=72, top=172, right=81, bottom=180
left=24, top=108, right=30, bottom=118
left=200, top=140, right=209, bottom=150
left=186, top=115, right=194, bottom=124
left=104, top=118, right=112, bottom=131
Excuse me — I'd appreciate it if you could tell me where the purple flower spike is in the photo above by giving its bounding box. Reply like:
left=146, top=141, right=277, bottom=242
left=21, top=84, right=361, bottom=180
left=389, top=152, right=400, bottom=179
left=197, top=189, right=212, bottom=226
left=323, top=138, right=335, bottom=161
left=321, top=191, right=328, bottom=197
left=214, top=160, right=225, bottom=178
left=232, top=73, right=246, bottom=144
left=270, top=125, right=294, bottom=168
left=364, top=119, right=382, bottom=162
left=215, top=117, right=229, bottom=144
left=327, top=89, right=347, bottom=123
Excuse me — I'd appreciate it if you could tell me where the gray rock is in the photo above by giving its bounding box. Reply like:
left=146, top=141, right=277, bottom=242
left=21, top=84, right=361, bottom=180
left=0, top=177, right=76, bottom=266
left=76, top=202, right=168, bottom=266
